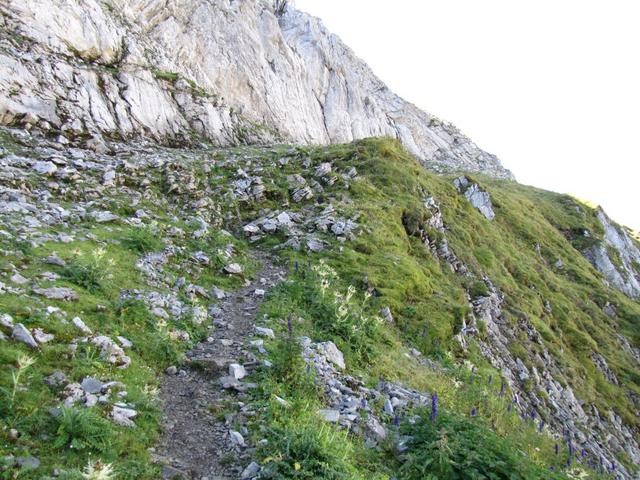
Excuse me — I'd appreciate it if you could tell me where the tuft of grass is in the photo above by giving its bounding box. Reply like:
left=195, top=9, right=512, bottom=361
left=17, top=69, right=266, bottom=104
left=152, top=69, right=179, bottom=82
left=120, top=228, right=165, bottom=255
left=396, top=410, right=567, bottom=480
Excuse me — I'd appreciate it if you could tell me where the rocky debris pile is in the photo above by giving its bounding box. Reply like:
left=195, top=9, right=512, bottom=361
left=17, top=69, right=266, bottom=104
left=46, top=373, right=137, bottom=427
left=243, top=205, right=358, bottom=251
left=0, top=315, right=55, bottom=349
left=453, top=176, right=496, bottom=220
left=232, top=171, right=267, bottom=203
left=122, top=289, right=210, bottom=334
left=299, top=337, right=430, bottom=447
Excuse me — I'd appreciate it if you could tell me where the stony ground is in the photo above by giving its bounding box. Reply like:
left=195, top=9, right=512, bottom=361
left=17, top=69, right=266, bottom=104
left=155, top=252, right=285, bottom=480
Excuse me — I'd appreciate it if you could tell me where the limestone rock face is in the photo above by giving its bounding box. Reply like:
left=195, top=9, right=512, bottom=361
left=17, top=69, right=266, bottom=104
left=584, top=210, right=640, bottom=298
left=0, top=0, right=512, bottom=178
left=454, top=176, right=496, bottom=220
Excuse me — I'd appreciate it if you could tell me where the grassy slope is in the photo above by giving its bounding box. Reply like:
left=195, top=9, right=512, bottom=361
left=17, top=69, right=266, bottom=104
left=0, top=135, right=637, bottom=478
left=248, top=139, right=639, bottom=479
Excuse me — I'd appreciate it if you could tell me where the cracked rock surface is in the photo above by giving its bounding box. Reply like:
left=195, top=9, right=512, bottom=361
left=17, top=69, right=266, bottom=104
left=0, top=0, right=512, bottom=179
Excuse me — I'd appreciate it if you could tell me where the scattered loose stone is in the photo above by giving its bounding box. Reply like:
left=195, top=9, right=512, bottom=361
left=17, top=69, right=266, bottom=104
left=111, top=406, right=137, bottom=427
left=380, top=306, right=394, bottom=324
left=33, top=328, right=54, bottom=344
left=273, top=395, right=291, bottom=408
left=318, top=409, right=340, bottom=423
left=316, top=341, right=345, bottom=370
left=229, top=363, right=247, bottom=380
left=241, top=462, right=261, bottom=479
left=44, top=371, right=67, bottom=388
left=0, top=314, right=14, bottom=328
left=306, top=237, right=324, bottom=253
left=117, top=336, right=133, bottom=348
left=91, top=211, right=119, bottom=223
left=255, top=326, right=275, bottom=339
left=81, top=377, right=103, bottom=394
left=33, top=287, right=78, bottom=301
left=224, top=263, right=243, bottom=275
left=229, top=430, right=246, bottom=448
left=44, top=255, right=66, bottom=267
left=32, top=161, right=57, bottom=175
left=91, top=336, right=131, bottom=368
left=10, top=273, right=29, bottom=285
left=12, top=324, right=38, bottom=349
left=71, top=316, right=92, bottom=334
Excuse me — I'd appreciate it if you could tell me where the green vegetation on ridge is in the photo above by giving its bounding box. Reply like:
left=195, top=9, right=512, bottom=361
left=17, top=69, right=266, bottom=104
left=0, top=133, right=637, bottom=478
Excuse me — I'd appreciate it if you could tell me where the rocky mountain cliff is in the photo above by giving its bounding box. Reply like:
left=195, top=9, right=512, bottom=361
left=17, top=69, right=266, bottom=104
left=0, top=0, right=511, bottom=178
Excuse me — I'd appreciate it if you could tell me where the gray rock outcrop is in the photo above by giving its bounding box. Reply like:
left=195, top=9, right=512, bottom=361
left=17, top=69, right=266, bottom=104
left=0, top=0, right=512, bottom=178
left=583, top=210, right=640, bottom=298
left=454, top=176, right=496, bottom=220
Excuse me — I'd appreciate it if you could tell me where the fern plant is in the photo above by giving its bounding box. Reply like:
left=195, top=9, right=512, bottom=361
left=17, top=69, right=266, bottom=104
left=53, top=408, right=113, bottom=453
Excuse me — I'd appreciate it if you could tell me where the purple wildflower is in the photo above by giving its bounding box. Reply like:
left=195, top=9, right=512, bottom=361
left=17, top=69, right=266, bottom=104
left=531, top=410, right=537, bottom=421
left=580, top=449, right=586, bottom=458
left=287, top=316, right=293, bottom=335
left=306, top=364, right=311, bottom=374
left=361, top=398, right=368, bottom=409
left=430, top=393, right=439, bottom=423
left=566, top=457, right=572, bottom=468
left=538, top=420, right=545, bottom=432
left=393, top=415, right=400, bottom=428
left=471, top=406, right=477, bottom=417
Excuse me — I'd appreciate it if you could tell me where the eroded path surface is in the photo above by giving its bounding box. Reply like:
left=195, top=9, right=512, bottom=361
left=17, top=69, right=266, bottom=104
left=156, top=252, right=285, bottom=480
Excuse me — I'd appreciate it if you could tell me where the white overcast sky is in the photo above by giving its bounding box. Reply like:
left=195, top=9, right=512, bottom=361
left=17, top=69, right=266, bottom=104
left=295, top=0, right=640, bottom=231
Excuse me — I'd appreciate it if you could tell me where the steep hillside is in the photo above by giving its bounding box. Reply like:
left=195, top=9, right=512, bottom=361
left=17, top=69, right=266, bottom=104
left=0, top=0, right=510, bottom=178
left=0, top=129, right=638, bottom=479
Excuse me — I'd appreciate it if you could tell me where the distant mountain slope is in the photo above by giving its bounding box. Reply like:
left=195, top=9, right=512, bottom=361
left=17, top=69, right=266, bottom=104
left=0, top=0, right=511, bottom=178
